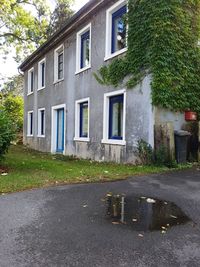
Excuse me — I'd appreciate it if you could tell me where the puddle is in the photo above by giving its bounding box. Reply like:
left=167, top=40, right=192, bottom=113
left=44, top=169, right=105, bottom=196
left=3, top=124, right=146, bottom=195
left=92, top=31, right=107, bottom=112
left=105, top=193, right=191, bottom=232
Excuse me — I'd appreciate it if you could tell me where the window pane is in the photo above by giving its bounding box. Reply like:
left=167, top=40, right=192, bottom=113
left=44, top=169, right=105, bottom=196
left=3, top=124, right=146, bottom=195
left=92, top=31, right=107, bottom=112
left=80, top=102, right=88, bottom=137
left=30, top=113, right=33, bottom=135
left=41, top=110, right=45, bottom=136
left=112, top=6, right=127, bottom=53
left=81, top=31, right=90, bottom=69
left=109, top=95, right=123, bottom=140
left=41, top=62, right=45, bottom=87
left=58, top=52, right=63, bottom=80
left=31, top=71, right=34, bottom=92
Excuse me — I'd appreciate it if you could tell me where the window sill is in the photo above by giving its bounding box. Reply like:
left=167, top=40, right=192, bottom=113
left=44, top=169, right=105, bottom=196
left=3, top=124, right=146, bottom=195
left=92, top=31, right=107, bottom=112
left=27, top=92, right=33, bottom=96
left=75, top=65, right=91, bottom=75
left=104, top=47, right=127, bottom=62
left=37, top=135, right=45, bottom=138
left=27, top=135, right=33, bottom=137
left=74, top=137, right=90, bottom=142
left=101, top=139, right=126, bottom=146
left=53, top=78, right=64, bottom=85
left=38, top=86, right=45, bottom=91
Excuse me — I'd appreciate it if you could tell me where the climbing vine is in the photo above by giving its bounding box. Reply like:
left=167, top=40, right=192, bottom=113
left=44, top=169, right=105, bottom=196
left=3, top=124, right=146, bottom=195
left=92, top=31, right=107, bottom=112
left=94, top=0, right=200, bottom=114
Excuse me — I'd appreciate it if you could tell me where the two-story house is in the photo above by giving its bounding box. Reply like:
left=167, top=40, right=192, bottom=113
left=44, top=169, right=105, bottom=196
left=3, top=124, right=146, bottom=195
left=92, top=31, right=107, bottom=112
left=19, top=0, right=185, bottom=163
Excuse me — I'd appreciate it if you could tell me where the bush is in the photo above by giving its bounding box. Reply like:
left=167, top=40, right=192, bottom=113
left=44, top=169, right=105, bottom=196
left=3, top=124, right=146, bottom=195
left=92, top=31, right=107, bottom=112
left=0, top=110, right=16, bottom=160
left=137, top=139, right=177, bottom=168
left=137, top=139, right=154, bottom=165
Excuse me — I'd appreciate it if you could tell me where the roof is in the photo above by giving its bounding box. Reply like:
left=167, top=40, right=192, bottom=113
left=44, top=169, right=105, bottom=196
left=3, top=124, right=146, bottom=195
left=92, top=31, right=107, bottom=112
left=19, top=0, right=110, bottom=72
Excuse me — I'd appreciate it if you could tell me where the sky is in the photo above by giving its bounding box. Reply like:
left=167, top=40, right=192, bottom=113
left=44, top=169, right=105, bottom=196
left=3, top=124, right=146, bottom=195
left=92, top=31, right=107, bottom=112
left=0, top=0, right=89, bottom=86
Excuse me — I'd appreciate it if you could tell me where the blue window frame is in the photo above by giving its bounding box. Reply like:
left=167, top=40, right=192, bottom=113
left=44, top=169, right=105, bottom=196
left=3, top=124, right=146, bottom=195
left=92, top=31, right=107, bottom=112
left=80, top=102, right=88, bottom=138
left=111, top=5, right=127, bottom=54
left=56, top=108, right=64, bottom=152
left=109, top=95, right=124, bottom=140
left=80, top=30, right=90, bottom=69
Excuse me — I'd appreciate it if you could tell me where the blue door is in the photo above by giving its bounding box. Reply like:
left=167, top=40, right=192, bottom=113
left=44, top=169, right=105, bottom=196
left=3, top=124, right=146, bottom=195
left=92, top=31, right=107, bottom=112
left=56, top=108, right=64, bottom=153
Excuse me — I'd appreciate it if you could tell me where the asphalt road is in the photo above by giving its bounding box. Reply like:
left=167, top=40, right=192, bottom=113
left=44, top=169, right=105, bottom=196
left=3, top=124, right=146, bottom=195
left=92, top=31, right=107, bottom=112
left=0, top=167, right=200, bottom=267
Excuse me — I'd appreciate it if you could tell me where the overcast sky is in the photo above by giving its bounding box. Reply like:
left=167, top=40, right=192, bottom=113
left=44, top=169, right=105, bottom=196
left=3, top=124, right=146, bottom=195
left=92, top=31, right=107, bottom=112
left=0, top=0, right=89, bottom=84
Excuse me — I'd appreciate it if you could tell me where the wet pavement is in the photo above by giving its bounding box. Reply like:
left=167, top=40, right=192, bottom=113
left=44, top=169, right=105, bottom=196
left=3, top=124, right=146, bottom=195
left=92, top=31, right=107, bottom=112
left=0, top=167, right=200, bottom=267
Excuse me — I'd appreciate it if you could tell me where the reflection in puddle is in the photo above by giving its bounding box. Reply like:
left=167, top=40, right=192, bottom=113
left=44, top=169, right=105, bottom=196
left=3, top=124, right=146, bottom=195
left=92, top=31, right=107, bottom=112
left=105, top=193, right=191, bottom=232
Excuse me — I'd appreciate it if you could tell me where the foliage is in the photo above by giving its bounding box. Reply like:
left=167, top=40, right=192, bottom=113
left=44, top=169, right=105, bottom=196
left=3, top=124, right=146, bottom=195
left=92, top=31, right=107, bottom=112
left=0, top=110, right=16, bottom=160
left=95, top=0, right=200, bottom=114
left=0, top=0, right=74, bottom=62
left=137, top=139, right=154, bottom=165
left=47, top=0, right=74, bottom=36
left=137, top=139, right=178, bottom=168
left=0, top=75, right=23, bottom=96
left=1, top=94, right=23, bottom=132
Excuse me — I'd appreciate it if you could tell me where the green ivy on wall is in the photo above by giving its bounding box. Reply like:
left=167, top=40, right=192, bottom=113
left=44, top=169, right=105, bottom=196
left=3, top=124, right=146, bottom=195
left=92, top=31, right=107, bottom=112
left=94, top=0, right=200, bottom=113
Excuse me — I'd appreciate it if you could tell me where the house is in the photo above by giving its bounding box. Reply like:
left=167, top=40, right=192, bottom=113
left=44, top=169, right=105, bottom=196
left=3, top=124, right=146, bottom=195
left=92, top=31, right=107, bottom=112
left=19, top=0, right=186, bottom=163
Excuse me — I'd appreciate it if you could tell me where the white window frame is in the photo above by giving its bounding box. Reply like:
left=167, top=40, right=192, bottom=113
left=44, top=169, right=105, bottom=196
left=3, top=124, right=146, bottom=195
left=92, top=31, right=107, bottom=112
left=27, top=67, right=34, bottom=95
left=27, top=110, right=34, bottom=137
left=37, top=108, right=45, bottom=137
left=105, top=0, right=127, bottom=61
left=54, top=44, right=64, bottom=83
left=102, top=89, right=126, bottom=146
left=38, top=58, right=46, bottom=90
left=74, top=97, right=90, bottom=142
left=75, top=23, right=92, bottom=75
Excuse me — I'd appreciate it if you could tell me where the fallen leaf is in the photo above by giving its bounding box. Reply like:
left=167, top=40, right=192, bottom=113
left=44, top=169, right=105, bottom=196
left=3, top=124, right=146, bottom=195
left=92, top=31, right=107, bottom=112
left=138, top=234, right=144, bottom=237
left=161, top=230, right=166, bottom=234
left=83, top=205, right=88, bottom=208
left=146, top=198, right=156, bottom=203
left=132, top=218, right=138, bottom=222
left=170, top=215, right=178, bottom=219
left=1, top=173, right=8, bottom=176
left=112, top=221, right=120, bottom=225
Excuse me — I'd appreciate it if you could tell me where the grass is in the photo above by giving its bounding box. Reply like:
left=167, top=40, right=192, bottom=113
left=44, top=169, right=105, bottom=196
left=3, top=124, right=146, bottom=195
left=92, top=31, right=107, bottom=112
left=0, top=145, right=192, bottom=194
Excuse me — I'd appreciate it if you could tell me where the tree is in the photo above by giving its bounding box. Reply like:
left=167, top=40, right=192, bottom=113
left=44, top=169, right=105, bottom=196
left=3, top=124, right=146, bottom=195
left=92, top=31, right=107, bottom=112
left=47, top=0, right=74, bottom=37
left=2, top=94, right=23, bottom=132
left=0, top=109, right=15, bottom=160
left=0, top=74, right=23, bottom=96
left=0, top=0, right=74, bottom=62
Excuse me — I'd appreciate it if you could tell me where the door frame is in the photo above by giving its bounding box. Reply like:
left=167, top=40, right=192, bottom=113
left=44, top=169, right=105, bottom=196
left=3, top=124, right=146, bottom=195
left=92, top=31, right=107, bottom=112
left=51, top=104, right=66, bottom=154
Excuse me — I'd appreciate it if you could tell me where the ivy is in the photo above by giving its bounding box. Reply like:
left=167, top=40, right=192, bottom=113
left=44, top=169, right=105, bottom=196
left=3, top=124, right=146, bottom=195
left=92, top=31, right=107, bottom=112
left=94, top=0, right=200, bottom=114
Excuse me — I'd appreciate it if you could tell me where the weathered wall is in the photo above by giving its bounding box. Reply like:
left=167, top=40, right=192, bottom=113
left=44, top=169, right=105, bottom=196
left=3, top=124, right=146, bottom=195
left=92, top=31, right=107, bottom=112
left=23, top=1, right=154, bottom=163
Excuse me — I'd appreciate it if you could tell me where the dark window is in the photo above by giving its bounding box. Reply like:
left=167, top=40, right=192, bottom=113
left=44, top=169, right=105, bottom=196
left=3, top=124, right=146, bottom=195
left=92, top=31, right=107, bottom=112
left=41, top=62, right=45, bottom=87
left=30, top=71, right=34, bottom=92
left=41, top=110, right=45, bottom=136
left=80, top=102, right=88, bottom=138
left=80, top=31, right=90, bottom=69
left=30, top=112, right=33, bottom=135
left=111, top=5, right=127, bottom=54
left=58, top=52, right=63, bottom=80
left=109, top=95, right=124, bottom=140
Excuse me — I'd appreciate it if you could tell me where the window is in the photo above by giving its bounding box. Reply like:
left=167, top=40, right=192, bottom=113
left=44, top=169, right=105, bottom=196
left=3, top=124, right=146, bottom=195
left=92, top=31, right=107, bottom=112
left=38, top=58, right=46, bottom=90
left=27, top=111, right=33, bottom=136
left=28, top=68, right=34, bottom=95
left=54, top=44, right=64, bottom=82
left=102, top=90, right=126, bottom=145
left=38, top=108, right=45, bottom=137
left=76, top=23, right=91, bottom=73
left=74, top=98, right=90, bottom=142
left=105, top=0, right=127, bottom=60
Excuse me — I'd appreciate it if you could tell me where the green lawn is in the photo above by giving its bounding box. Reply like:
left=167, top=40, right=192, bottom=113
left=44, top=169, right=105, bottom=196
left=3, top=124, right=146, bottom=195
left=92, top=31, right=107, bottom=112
left=0, top=145, right=191, bottom=194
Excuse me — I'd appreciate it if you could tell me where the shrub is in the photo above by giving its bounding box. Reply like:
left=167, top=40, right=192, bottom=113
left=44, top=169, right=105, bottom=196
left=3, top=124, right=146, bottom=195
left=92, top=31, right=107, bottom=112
left=137, top=139, right=154, bottom=165
left=0, top=110, right=16, bottom=160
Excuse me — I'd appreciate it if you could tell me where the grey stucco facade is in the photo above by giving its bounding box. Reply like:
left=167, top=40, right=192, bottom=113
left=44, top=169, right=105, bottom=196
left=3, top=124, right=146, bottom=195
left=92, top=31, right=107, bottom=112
left=21, top=0, right=186, bottom=163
